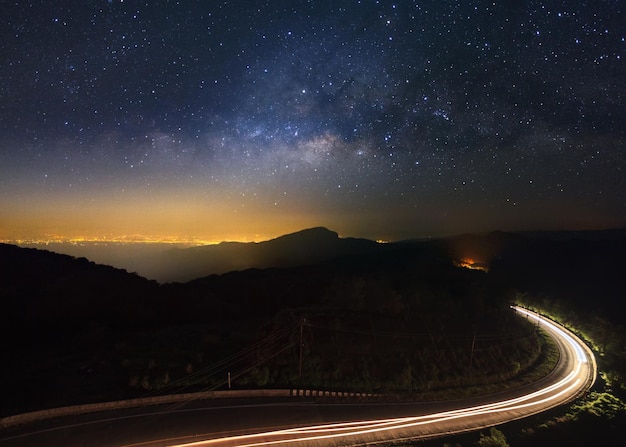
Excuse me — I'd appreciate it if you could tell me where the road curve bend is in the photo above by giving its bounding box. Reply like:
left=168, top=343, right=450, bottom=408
left=163, top=306, right=597, bottom=447
left=0, top=307, right=596, bottom=447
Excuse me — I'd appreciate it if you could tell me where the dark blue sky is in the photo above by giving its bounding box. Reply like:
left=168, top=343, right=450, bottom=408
left=1, top=0, right=624, bottom=242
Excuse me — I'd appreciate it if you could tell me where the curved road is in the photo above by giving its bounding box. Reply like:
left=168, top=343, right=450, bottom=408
left=0, top=306, right=596, bottom=447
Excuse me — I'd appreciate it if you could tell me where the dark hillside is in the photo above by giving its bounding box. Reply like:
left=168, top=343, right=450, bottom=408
left=0, top=244, right=161, bottom=415
left=422, top=230, right=626, bottom=320
left=0, top=237, right=543, bottom=417
left=156, top=242, right=536, bottom=395
left=485, top=231, right=626, bottom=319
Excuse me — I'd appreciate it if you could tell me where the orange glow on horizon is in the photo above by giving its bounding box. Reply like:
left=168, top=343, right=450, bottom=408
left=0, top=229, right=306, bottom=247
left=0, top=187, right=341, bottom=245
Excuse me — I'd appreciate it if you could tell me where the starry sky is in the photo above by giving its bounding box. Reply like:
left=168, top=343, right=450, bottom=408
left=1, top=0, right=624, bottom=244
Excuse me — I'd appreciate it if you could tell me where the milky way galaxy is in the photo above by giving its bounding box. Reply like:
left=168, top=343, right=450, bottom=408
left=1, top=1, right=624, bottom=243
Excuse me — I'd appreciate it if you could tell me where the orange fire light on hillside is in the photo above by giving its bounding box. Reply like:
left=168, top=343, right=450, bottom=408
left=456, top=257, right=489, bottom=272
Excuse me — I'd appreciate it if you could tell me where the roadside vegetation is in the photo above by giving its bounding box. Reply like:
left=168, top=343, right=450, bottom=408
left=114, top=263, right=548, bottom=399
left=501, top=294, right=626, bottom=447
left=411, top=294, right=626, bottom=447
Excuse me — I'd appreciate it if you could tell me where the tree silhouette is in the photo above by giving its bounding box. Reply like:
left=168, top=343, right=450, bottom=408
left=476, top=427, right=510, bottom=447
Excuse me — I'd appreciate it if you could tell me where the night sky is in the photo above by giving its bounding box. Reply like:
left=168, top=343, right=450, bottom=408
left=1, top=1, right=624, bottom=244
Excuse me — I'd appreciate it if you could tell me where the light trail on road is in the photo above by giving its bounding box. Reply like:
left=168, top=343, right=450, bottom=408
left=162, top=306, right=596, bottom=447
left=0, top=306, right=595, bottom=447
left=514, top=307, right=588, bottom=362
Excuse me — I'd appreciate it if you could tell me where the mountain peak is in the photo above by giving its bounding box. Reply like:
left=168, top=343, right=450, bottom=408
left=271, top=227, right=339, bottom=243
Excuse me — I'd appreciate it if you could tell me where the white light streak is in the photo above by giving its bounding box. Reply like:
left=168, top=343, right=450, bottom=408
left=164, top=306, right=594, bottom=447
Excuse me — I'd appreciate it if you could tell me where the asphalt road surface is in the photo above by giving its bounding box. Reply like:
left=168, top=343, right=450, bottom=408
left=0, top=306, right=596, bottom=447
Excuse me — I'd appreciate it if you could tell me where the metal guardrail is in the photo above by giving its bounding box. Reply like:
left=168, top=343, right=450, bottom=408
left=0, top=388, right=377, bottom=430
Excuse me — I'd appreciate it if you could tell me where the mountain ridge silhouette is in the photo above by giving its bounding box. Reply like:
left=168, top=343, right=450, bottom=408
left=145, top=226, right=380, bottom=283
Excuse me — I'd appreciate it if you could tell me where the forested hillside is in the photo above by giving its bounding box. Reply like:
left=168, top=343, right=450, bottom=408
left=0, top=239, right=538, bottom=416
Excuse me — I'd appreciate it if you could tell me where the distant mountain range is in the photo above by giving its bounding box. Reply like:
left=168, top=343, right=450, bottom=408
left=12, top=226, right=626, bottom=284
left=135, top=227, right=382, bottom=283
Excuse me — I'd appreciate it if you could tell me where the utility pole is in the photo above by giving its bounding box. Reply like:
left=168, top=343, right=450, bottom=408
left=468, top=334, right=476, bottom=378
left=299, top=318, right=305, bottom=379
